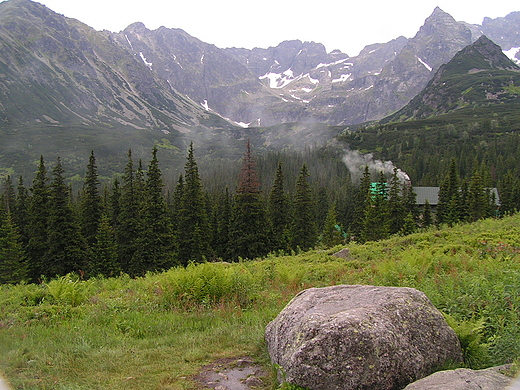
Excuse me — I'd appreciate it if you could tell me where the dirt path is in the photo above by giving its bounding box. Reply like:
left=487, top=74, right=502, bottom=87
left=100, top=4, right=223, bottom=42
left=193, top=356, right=270, bottom=390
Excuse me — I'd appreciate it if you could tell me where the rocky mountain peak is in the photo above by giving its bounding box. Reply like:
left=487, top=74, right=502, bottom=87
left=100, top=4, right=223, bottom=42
left=434, top=34, right=520, bottom=80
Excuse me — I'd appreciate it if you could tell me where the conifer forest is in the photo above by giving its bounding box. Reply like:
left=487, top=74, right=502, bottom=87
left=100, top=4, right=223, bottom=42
left=1, top=139, right=519, bottom=284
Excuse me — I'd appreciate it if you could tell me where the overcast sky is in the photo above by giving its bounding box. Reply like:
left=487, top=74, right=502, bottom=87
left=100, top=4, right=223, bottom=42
left=5, top=0, right=519, bottom=55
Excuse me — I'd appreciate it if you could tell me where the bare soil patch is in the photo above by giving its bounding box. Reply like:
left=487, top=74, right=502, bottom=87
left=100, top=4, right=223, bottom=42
left=193, top=356, right=270, bottom=390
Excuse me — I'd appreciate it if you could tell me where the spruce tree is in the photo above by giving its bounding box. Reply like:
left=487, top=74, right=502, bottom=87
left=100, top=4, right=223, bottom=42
left=422, top=200, right=433, bottom=227
left=212, top=187, right=232, bottom=260
left=118, top=150, right=141, bottom=274
left=2, top=175, right=15, bottom=214
left=0, top=212, right=28, bottom=284
left=437, top=159, right=460, bottom=225
left=361, top=171, right=389, bottom=242
left=315, top=186, right=329, bottom=234
left=351, top=166, right=371, bottom=241
left=45, top=158, right=89, bottom=277
left=230, top=140, right=270, bottom=260
left=468, top=170, right=491, bottom=222
left=177, top=143, right=209, bottom=265
left=268, top=162, right=289, bottom=251
left=14, top=177, right=29, bottom=243
left=498, top=171, right=518, bottom=215
left=321, top=204, right=344, bottom=247
left=91, top=213, right=120, bottom=277
left=387, top=168, right=405, bottom=235
left=171, top=174, right=184, bottom=245
left=109, top=178, right=121, bottom=233
left=26, top=156, right=50, bottom=282
left=132, top=147, right=174, bottom=274
left=290, top=164, right=317, bottom=251
left=80, top=151, right=102, bottom=247
left=458, top=180, right=469, bottom=222
left=402, top=182, right=418, bottom=232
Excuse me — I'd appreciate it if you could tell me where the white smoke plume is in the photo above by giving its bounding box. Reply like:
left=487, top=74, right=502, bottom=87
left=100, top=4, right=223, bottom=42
left=342, top=149, right=410, bottom=184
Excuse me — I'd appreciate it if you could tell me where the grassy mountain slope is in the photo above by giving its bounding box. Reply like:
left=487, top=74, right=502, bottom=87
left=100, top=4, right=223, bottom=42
left=1, top=214, right=519, bottom=389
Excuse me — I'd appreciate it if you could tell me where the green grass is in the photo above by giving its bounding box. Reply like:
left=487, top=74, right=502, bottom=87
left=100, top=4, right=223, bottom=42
left=1, top=214, right=520, bottom=389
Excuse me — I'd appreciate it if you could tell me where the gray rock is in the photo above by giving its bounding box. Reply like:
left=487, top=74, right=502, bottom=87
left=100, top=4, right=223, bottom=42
left=265, top=285, right=463, bottom=390
left=332, top=248, right=350, bottom=259
left=403, top=366, right=513, bottom=389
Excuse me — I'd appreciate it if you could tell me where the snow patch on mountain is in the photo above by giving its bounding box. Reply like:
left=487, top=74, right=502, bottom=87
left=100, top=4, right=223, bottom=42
left=316, top=58, right=351, bottom=69
left=124, top=35, right=134, bottom=51
left=260, top=69, right=300, bottom=88
left=139, top=52, right=152, bottom=69
left=332, top=74, right=351, bottom=83
left=172, top=54, right=183, bottom=69
left=416, top=56, right=432, bottom=71
left=504, top=47, right=520, bottom=65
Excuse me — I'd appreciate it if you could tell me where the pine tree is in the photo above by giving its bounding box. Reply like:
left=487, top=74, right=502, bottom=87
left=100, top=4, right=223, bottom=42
left=211, top=187, right=232, bottom=259
left=422, top=200, right=433, bottom=227
left=177, top=143, right=209, bottom=265
left=290, top=164, right=317, bottom=251
left=0, top=212, right=28, bottom=284
left=400, top=212, right=417, bottom=236
left=268, top=162, right=289, bottom=251
left=80, top=151, right=102, bottom=247
left=45, top=158, right=89, bottom=277
left=2, top=175, right=15, bottom=214
left=135, top=159, right=146, bottom=206
left=109, top=178, right=121, bottom=233
left=402, top=183, right=418, bottom=232
left=437, top=159, right=460, bottom=226
left=230, top=140, right=270, bottom=260
left=118, top=150, right=141, bottom=274
left=91, top=213, right=120, bottom=277
left=315, top=186, right=329, bottom=234
left=468, top=170, right=491, bottom=222
left=498, top=171, right=518, bottom=215
left=387, top=168, right=405, bottom=235
left=171, top=174, right=184, bottom=244
left=361, top=171, right=389, bottom=242
left=14, top=177, right=29, bottom=249
left=132, top=147, right=174, bottom=274
left=351, top=166, right=371, bottom=241
left=26, top=156, right=50, bottom=282
left=321, top=204, right=344, bottom=247
left=459, top=180, right=470, bottom=222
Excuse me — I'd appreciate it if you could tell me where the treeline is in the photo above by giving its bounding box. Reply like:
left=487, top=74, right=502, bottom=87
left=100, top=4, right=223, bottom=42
left=0, top=142, right=516, bottom=284
left=340, top=115, right=520, bottom=186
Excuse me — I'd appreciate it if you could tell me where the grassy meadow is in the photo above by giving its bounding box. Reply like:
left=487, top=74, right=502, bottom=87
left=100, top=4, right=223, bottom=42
left=1, top=214, right=520, bottom=389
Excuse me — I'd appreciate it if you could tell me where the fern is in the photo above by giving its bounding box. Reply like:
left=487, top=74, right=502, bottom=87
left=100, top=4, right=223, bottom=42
left=444, top=314, right=490, bottom=369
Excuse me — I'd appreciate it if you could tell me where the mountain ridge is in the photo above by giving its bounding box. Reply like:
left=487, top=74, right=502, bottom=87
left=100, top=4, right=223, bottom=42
left=382, top=35, right=520, bottom=122
left=0, top=0, right=520, bottom=179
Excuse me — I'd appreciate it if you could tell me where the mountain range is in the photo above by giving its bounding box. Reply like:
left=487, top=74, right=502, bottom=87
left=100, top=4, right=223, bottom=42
left=117, top=6, right=520, bottom=127
left=0, top=0, right=519, bottom=178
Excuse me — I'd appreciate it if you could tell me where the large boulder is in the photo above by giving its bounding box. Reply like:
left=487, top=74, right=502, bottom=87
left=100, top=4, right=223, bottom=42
left=265, top=285, right=463, bottom=390
left=403, top=366, right=513, bottom=389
